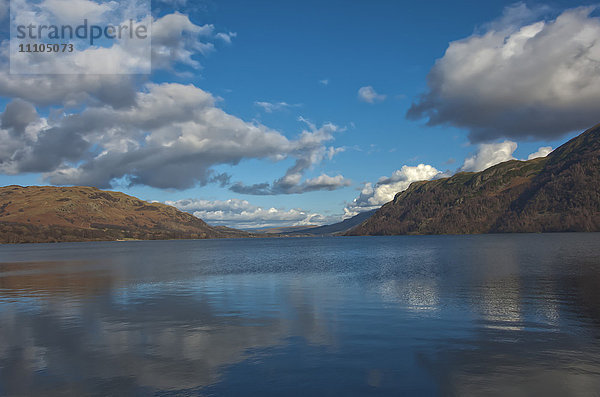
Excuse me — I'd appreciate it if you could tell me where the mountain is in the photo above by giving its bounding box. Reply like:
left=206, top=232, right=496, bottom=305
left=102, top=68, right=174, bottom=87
left=250, top=225, right=320, bottom=234
left=286, top=209, right=378, bottom=236
left=347, top=124, right=600, bottom=236
left=0, top=186, right=250, bottom=243
left=246, top=210, right=378, bottom=236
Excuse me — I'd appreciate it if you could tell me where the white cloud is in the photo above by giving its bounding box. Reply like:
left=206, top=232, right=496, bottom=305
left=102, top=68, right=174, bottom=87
left=0, top=43, right=137, bottom=107
left=0, top=8, right=347, bottom=193
left=39, top=0, right=115, bottom=24
left=166, top=198, right=331, bottom=229
left=254, top=101, right=300, bottom=113
left=230, top=119, right=350, bottom=195
left=408, top=5, right=600, bottom=142
left=0, top=10, right=231, bottom=106
left=460, top=141, right=517, bottom=172
left=215, top=32, right=237, bottom=44
left=302, top=174, right=349, bottom=190
left=0, top=84, right=347, bottom=192
left=8, top=0, right=151, bottom=74
left=527, top=146, right=553, bottom=160
left=358, top=86, right=386, bottom=103
left=151, top=12, right=223, bottom=69
left=319, top=79, right=330, bottom=86
left=344, top=164, right=442, bottom=218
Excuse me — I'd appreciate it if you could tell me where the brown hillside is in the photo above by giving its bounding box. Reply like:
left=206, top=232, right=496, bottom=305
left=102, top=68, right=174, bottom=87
left=347, top=124, right=600, bottom=236
left=0, top=186, right=249, bottom=243
left=494, top=124, right=600, bottom=232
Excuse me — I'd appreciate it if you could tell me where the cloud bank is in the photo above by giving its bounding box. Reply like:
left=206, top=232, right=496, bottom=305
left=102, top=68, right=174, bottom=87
left=166, top=198, right=332, bottom=229
left=527, top=146, right=553, bottom=160
left=408, top=5, right=600, bottom=142
left=460, top=141, right=555, bottom=172
left=460, top=141, right=517, bottom=172
left=0, top=5, right=346, bottom=193
left=345, top=164, right=442, bottom=217
left=0, top=84, right=348, bottom=191
left=0, top=7, right=232, bottom=108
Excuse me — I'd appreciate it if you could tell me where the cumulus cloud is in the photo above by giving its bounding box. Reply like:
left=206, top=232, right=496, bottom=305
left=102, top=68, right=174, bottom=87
left=0, top=7, right=346, bottom=193
left=166, top=198, right=332, bottom=229
left=9, top=2, right=231, bottom=74
left=344, top=164, right=442, bottom=218
left=0, top=62, right=137, bottom=108
left=0, top=84, right=348, bottom=191
left=358, top=86, right=386, bottom=103
left=8, top=0, right=152, bottom=74
left=527, top=146, right=553, bottom=160
left=230, top=119, right=350, bottom=195
left=407, top=5, right=600, bottom=142
left=0, top=0, right=135, bottom=106
left=460, top=141, right=517, bottom=172
left=0, top=99, right=40, bottom=136
left=254, top=101, right=300, bottom=113
left=0, top=8, right=231, bottom=107
left=151, top=12, right=226, bottom=69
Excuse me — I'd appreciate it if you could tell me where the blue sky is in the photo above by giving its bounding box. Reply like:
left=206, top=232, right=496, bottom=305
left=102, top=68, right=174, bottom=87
left=1, top=0, right=599, bottom=228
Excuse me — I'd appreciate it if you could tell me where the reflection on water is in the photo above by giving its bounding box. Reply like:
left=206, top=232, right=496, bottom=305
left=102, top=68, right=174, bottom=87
left=0, top=234, right=600, bottom=395
left=379, top=279, right=440, bottom=312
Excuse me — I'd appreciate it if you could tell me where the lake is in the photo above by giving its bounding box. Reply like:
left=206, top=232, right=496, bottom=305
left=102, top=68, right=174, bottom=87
left=1, top=234, right=600, bottom=396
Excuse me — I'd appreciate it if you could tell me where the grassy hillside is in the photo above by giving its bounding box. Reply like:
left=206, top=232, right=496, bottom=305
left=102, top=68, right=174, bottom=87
left=0, top=186, right=250, bottom=243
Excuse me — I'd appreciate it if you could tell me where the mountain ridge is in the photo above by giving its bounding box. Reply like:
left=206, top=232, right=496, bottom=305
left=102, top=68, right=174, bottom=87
left=347, top=124, right=600, bottom=235
left=3, top=124, right=599, bottom=243
left=282, top=209, right=378, bottom=236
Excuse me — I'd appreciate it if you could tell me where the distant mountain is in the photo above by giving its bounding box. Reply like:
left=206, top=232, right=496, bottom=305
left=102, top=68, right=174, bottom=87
left=251, top=225, right=320, bottom=234
left=0, top=186, right=250, bottom=243
left=347, top=124, right=600, bottom=236
left=288, top=209, right=377, bottom=236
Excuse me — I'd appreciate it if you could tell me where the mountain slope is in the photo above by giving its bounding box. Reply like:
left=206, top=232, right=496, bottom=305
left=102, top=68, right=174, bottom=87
left=286, top=209, right=377, bottom=236
left=494, top=124, right=600, bottom=232
left=0, top=186, right=250, bottom=243
left=347, top=124, right=600, bottom=236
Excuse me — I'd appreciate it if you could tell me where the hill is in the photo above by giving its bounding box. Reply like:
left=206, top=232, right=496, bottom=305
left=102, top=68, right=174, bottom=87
left=250, top=225, right=319, bottom=234
left=347, top=124, right=600, bottom=236
left=0, top=186, right=250, bottom=243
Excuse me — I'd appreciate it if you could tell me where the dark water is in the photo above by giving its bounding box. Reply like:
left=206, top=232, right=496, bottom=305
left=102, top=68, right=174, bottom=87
left=1, top=234, right=600, bottom=396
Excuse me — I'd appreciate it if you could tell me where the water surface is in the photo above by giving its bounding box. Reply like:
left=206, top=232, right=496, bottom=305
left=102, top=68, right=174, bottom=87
left=1, top=234, right=600, bottom=396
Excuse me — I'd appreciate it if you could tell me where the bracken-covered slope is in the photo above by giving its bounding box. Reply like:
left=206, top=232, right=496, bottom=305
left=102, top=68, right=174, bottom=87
left=347, top=124, right=600, bottom=236
left=0, top=186, right=250, bottom=243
